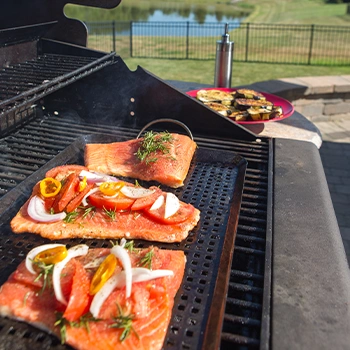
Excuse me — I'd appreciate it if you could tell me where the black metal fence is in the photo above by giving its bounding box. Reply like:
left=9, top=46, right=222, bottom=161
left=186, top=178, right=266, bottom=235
left=86, top=21, right=350, bottom=66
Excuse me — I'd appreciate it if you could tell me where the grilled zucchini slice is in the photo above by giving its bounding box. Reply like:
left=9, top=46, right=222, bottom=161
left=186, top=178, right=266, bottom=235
left=235, top=89, right=266, bottom=100
left=197, top=89, right=234, bottom=104
left=204, top=102, right=234, bottom=117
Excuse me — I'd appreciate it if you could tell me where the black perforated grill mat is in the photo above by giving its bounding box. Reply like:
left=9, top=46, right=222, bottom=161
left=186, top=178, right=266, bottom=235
left=0, top=112, right=271, bottom=350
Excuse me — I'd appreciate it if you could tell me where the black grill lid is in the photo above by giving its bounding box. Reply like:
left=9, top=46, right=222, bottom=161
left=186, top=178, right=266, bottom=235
left=0, top=0, right=121, bottom=47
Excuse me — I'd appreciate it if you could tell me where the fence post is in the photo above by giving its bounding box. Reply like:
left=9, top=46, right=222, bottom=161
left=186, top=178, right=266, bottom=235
left=308, top=24, right=314, bottom=65
left=245, top=23, right=250, bottom=62
left=130, top=21, right=133, bottom=57
left=186, top=21, right=190, bottom=59
left=112, top=21, right=116, bottom=52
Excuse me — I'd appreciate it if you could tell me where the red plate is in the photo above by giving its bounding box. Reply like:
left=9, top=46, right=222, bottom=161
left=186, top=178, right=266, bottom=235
left=186, top=88, right=294, bottom=124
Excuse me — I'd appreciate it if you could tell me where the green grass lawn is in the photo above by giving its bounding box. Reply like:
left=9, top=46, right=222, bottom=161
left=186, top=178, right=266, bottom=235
left=123, top=57, right=349, bottom=86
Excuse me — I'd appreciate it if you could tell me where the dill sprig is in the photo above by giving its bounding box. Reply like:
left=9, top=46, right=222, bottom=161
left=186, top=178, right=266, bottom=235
left=109, top=303, right=138, bottom=342
left=139, top=248, right=154, bottom=269
left=63, top=210, right=79, bottom=223
left=81, top=205, right=96, bottom=219
left=103, top=207, right=117, bottom=221
left=135, top=131, right=173, bottom=164
left=55, top=313, right=100, bottom=344
left=33, top=260, right=54, bottom=295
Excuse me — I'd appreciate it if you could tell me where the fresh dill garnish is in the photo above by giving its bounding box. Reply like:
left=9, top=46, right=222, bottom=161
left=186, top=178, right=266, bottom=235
left=135, top=131, right=173, bottom=164
left=139, top=248, right=154, bottom=269
left=134, top=179, right=140, bottom=187
left=80, top=205, right=96, bottom=219
left=103, top=207, right=117, bottom=221
left=33, top=260, right=54, bottom=295
left=109, top=303, right=138, bottom=342
left=124, top=240, right=135, bottom=252
left=55, top=313, right=100, bottom=344
left=63, top=210, right=79, bottom=223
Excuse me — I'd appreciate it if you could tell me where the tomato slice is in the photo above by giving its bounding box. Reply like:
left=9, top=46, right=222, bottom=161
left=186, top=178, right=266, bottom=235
left=130, top=187, right=163, bottom=211
left=88, top=191, right=135, bottom=211
left=144, top=199, right=195, bottom=224
left=63, top=260, right=91, bottom=322
left=52, top=173, right=80, bottom=213
left=65, top=183, right=94, bottom=213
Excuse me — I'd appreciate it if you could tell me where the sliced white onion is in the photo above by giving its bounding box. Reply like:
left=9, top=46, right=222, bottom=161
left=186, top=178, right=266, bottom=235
left=79, top=170, right=118, bottom=184
left=27, top=196, right=66, bottom=223
left=119, top=238, right=127, bottom=248
left=25, top=243, right=66, bottom=275
left=110, top=245, right=132, bottom=298
left=150, top=195, right=164, bottom=211
left=164, top=192, right=180, bottom=219
left=53, top=244, right=89, bottom=305
left=81, top=187, right=100, bottom=206
left=89, top=267, right=173, bottom=318
left=120, top=186, right=155, bottom=199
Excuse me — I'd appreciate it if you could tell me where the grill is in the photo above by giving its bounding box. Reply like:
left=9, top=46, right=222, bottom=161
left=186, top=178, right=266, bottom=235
left=0, top=1, right=349, bottom=350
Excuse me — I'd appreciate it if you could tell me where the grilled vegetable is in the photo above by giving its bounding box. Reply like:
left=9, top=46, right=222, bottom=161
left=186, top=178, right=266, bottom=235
left=197, top=89, right=234, bottom=105
left=234, top=98, right=274, bottom=111
left=235, top=89, right=266, bottom=100
left=203, top=102, right=234, bottom=117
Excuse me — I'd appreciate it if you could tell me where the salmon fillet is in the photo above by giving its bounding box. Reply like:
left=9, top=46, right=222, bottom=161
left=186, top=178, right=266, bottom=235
left=11, top=200, right=200, bottom=242
left=10, top=165, right=200, bottom=242
left=85, top=133, right=197, bottom=188
left=0, top=245, right=185, bottom=350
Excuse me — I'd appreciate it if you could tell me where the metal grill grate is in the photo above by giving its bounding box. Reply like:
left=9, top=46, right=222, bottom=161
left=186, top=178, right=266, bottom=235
left=0, top=112, right=271, bottom=349
left=0, top=53, right=116, bottom=136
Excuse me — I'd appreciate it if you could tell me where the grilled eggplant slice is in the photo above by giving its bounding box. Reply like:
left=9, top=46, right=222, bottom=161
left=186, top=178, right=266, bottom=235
left=234, top=98, right=274, bottom=111
left=197, top=89, right=234, bottom=105
left=247, top=106, right=283, bottom=120
left=235, top=89, right=266, bottom=100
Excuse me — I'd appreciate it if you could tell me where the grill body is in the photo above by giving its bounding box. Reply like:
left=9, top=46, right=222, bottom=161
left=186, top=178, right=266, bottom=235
left=0, top=4, right=349, bottom=350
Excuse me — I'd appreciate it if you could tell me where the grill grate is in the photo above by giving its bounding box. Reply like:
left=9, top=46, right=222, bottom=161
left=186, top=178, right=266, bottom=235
left=0, top=53, right=116, bottom=136
left=0, top=112, right=271, bottom=349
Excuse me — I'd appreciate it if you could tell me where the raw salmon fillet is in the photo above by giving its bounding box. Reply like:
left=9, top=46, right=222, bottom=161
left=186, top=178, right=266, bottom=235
left=0, top=245, right=186, bottom=350
left=11, top=199, right=200, bottom=242
left=85, top=133, right=197, bottom=188
left=10, top=165, right=200, bottom=242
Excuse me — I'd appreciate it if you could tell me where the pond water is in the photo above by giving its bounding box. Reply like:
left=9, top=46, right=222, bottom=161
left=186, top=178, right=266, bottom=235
left=65, top=3, right=248, bottom=25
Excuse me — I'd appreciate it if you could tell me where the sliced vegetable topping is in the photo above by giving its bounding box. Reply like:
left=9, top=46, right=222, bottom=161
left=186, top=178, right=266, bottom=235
left=165, top=192, right=180, bottom=219
left=111, top=245, right=132, bottom=298
left=40, top=177, right=62, bottom=198
left=53, top=244, right=89, bottom=305
left=78, top=176, right=88, bottom=192
left=79, top=170, right=118, bottom=184
left=149, top=194, right=165, bottom=211
left=26, top=243, right=66, bottom=275
left=99, top=181, right=125, bottom=196
left=120, top=186, right=155, bottom=199
left=90, top=254, right=118, bottom=295
left=34, top=246, right=68, bottom=265
left=89, top=267, right=174, bottom=318
left=27, top=196, right=67, bottom=223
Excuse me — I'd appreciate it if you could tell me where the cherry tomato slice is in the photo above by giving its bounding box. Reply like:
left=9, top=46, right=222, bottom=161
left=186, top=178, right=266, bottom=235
left=131, top=186, right=163, bottom=211
left=144, top=199, right=195, bottom=224
left=88, top=191, right=135, bottom=211
left=99, top=181, right=125, bottom=196
left=52, top=173, right=80, bottom=213
left=90, top=254, right=117, bottom=295
left=39, top=177, right=62, bottom=198
left=34, top=246, right=68, bottom=265
left=63, top=260, right=91, bottom=322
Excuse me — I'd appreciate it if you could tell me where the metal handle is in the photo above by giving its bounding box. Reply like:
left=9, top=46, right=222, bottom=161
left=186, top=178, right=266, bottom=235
left=136, top=118, right=194, bottom=140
